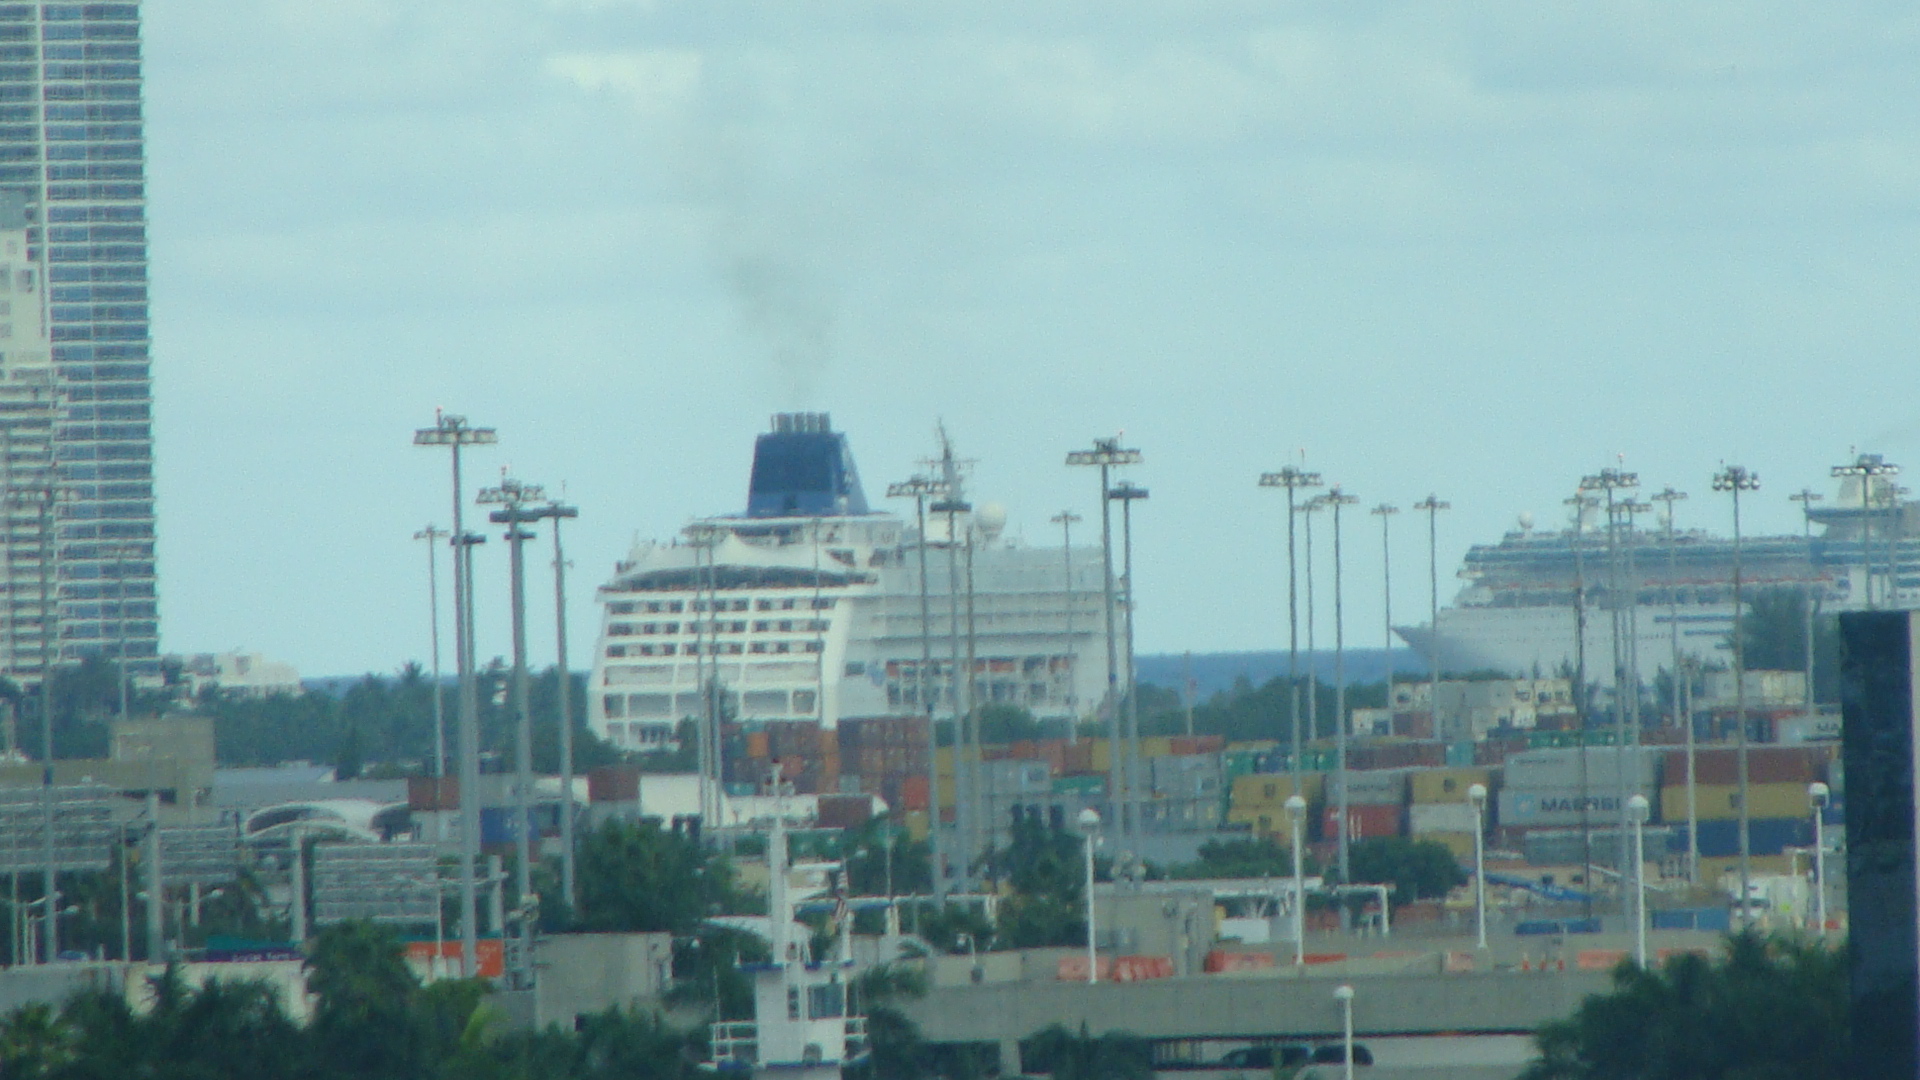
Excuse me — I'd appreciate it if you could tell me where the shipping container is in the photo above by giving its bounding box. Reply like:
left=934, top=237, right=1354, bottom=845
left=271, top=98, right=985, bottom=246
left=1504, top=747, right=1658, bottom=790
left=817, top=794, right=874, bottom=830
left=1497, top=784, right=1657, bottom=829
left=1409, top=802, right=1480, bottom=835
left=1692, top=817, right=1813, bottom=858
left=900, top=775, right=930, bottom=812
left=1410, top=768, right=1494, bottom=805
left=1521, top=827, right=1678, bottom=868
left=1052, top=773, right=1107, bottom=796
left=1229, top=773, right=1324, bottom=808
left=409, top=776, right=460, bottom=811
left=1660, top=781, right=1817, bottom=823
left=1327, top=770, right=1407, bottom=806
left=1322, top=804, right=1404, bottom=843
left=1445, top=742, right=1478, bottom=768
left=1170, top=735, right=1226, bottom=756
left=1418, top=831, right=1477, bottom=860
left=1659, top=745, right=1833, bottom=787
left=584, top=766, right=639, bottom=804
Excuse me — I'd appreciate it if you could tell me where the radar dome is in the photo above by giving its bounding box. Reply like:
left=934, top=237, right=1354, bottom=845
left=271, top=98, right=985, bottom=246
left=975, top=503, right=1008, bottom=543
left=1517, top=511, right=1535, bottom=531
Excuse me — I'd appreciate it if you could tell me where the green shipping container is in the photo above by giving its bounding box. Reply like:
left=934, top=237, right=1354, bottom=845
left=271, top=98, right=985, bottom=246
left=1051, top=775, right=1106, bottom=796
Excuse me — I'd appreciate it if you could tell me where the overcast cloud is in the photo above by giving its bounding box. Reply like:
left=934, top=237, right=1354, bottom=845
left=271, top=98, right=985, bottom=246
left=143, top=1, right=1920, bottom=675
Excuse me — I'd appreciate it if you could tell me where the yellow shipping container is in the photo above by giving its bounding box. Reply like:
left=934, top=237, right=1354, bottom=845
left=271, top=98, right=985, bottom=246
left=1410, top=768, right=1494, bottom=805
left=1226, top=803, right=1303, bottom=838
left=1699, top=854, right=1795, bottom=881
left=1225, top=740, right=1281, bottom=755
left=1229, top=773, right=1324, bottom=810
left=904, top=810, right=931, bottom=843
left=1418, top=831, right=1478, bottom=860
left=1661, top=782, right=1814, bottom=823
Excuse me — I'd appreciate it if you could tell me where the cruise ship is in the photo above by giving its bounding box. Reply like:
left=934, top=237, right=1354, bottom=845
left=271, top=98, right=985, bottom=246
left=1397, top=458, right=1910, bottom=683
left=588, top=414, right=1112, bottom=754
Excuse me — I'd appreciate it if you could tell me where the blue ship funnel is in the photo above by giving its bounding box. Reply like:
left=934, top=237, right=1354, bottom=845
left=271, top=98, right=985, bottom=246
left=746, top=412, right=871, bottom=518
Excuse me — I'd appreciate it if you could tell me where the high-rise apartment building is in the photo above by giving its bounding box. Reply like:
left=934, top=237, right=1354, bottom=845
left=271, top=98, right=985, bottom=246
left=0, top=3, right=156, bottom=679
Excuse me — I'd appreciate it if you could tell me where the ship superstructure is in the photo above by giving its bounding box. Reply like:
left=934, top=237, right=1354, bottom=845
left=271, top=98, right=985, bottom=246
left=1399, top=458, right=1911, bottom=682
left=588, top=413, right=1111, bottom=754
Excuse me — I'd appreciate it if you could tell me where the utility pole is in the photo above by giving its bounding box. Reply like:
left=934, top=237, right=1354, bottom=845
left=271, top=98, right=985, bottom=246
left=413, top=412, right=497, bottom=979
left=1713, top=464, right=1760, bottom=924
left=1565, top=492, right=1596, bottom=911
left=1325, top=486, right=1358, bottom=884
left=1260, top=465, right=1321, bottom=782
left=1413, top=496, right=1449, bottom=738
left=1580, top=467, right=1638, bottom=875
left=414, top=526, right=450, bottom=781
left=1371, top=504, right=1399, bottom=730
left=933, top=432, right=977, bottom=875
left=1068, top=437, right=1142, bottom=836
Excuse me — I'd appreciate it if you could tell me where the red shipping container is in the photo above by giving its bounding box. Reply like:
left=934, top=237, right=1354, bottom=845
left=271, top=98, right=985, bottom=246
left=408, top=776, right=459, bottom=811
left=900, top=775, right=930, bottom=812
left=1662, top=746, right=1831, bottom=786
left=1203, top=950, right=1276, bottom=973
left=1170, top=735, right=1225, bottom=756
left=817, top=794, right=872, bottom=830
left=407, top=939, right=505, bottom=978
left=1322, top=804, right=1404, bottom=842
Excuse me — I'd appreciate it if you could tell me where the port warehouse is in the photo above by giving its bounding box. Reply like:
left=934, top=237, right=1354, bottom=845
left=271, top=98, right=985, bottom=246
left=712, top=710, right=1839, bottom=875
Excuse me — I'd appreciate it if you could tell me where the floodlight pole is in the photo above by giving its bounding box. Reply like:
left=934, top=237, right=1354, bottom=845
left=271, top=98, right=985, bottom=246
left=1051, top=511, right=1082, bottom=733
left=1326, top=486, right=1358, bottom=884
left=1413, top=496, right=1449, bottom=738
left=1651, top=487, right=1694, bottom=884
left=414, top=525, right=451, bottom=780
left=1260, top=466, right=1322, bottom=783
left=1565, top=492, right=1597, bottom=911
left=1299, top=497, right=1326, bottom=748
left=1790, top=488, right=1822, bottom=722
left=1110, top=481, right=1149, bottom=838
left=1713, top=463, right=1759, bottom=925
left=1372, top=504, right=1399, bottom=728
left=413, top=411, right=497, bottom=979
left=1581, top=468, right=1639, bottom=877
left=542, top=499, right=580, bottom=907
left=888, top=475, right=949, bottom=897
left=1068, top=437, right=1142, bottom=836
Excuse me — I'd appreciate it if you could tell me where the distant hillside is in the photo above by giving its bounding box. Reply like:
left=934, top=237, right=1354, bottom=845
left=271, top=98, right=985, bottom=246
left=1135, top=648, right=1430, bottom=699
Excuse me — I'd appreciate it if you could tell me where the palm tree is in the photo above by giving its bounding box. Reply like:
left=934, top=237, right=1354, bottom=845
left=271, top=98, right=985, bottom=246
left=1020, top=1023, right=1153, bottom=1080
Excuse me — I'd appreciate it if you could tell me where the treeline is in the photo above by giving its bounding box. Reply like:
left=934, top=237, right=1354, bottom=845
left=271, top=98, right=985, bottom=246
left=205, top=663, right=629, bottom=778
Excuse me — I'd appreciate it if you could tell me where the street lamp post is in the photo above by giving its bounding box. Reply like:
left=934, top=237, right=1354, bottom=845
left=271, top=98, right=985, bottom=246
left=1581, top=467, right=1639, bottom=875
left=1413, top=496, right=1449, bottom=737
left=1260, top=467, right=1322, bottom=785
left=1326, top=487, right=1358, bottom=884
left=1809, top=782, right=1829, bottom=936
left=1077, top=807, right=1101, bottom=984
left=1067, top=437, right=1142, bottom=836
left=1110, top=481, right=1149, bottom=836
left=1285, top=793, right=1307, bottom=966
left=1713, top=464, right=1760, bottom=925
left=1627, top=793, right=1649, bottom=968
left=1650, top=488, right=1692, bottom=882
left=1372, top=504, right=1399, bottom=728
left=1334, top=984, right=1356, bottom=1080
left=1468, top=783, right=1488, bottom=950
left=1299, top=497, right=1327, bottom=751
left=1051, top=510, right=1082, bottom=731
left=413, top=411, right=497, bottom=979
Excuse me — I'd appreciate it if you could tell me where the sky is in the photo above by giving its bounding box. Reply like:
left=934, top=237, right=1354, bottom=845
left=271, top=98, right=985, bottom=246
left=142, top=1, right=1920, bottom=678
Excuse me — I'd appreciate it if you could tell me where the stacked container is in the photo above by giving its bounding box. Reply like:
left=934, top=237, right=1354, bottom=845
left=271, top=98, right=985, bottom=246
left=1659, top=745, right=1831, bottom=858
left=1225, top=773, right=1322, bottom=838
left=1322, top=769, right=1407, bottom=842
left=1495, top=747, right=1659, bottom=836
left=1408, top=767, right=1493, bottom=859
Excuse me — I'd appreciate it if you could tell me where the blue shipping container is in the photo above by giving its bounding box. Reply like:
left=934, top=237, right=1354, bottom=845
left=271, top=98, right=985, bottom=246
left=1650, top=907, right=1732, bottom=932
left=1692, top=817, right=1813, bottom=858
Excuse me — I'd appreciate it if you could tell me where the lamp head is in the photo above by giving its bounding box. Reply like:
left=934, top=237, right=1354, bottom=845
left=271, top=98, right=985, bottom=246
left=1809, top=781, right=1830, bottom=806
left=1333, top=984, right=1355, bottom=1002
left=1076, top=807, right=1101, bottom=834
left=1626, top=794, right=1650, bottom=822
left=1284, top=794, right=1306, bottom=814
left=1467, top=783, right=1487, bottom=804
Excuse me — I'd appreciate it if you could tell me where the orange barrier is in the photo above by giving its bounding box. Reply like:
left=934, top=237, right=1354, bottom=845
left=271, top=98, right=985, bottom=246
left=405, top=939, right=505, bottom=978
left=1204, top=950, right=1277, bottom=973
left=1576, top=949, right=1628, bottom=971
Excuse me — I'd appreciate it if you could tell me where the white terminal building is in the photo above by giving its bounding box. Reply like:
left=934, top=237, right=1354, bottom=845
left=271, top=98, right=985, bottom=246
left=589, top=413, right=1113, bottom=752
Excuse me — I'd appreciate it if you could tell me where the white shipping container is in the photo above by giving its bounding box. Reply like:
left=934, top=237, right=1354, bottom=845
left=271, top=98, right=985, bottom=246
left=1329, top=770, right=1407, bottom=806
left=1409, top=803, right=1480, bottom=834
left=1503, top=748, right=1658, bottom=790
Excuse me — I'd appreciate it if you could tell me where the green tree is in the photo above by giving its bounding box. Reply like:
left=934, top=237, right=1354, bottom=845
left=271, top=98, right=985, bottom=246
left=570, top=819, right=738, bottom=934
left=1020, top=1023, right=1153, bottom=1080
left=1523, top=932, right=1847, bottom=1080
left=1166, top=837, right=1315, bottom=881
left=1736, top=587, right=1840, bottom=704
left=1346, top=837, right=1465, bottom=902
left=306, top=921, right=432, bottom=1080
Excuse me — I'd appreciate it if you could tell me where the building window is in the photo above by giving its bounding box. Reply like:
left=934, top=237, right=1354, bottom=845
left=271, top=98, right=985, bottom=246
left=793, top=690, right=817, bottom=714
left=753, top=620, right=770, bottom=632
left=602, top=695, right=625, bottom=718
